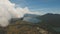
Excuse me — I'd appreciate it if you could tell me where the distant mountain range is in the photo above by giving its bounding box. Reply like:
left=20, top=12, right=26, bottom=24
left=41, top=13, right=60, bottom=27
left=10, top=13, right=60, bottom=27
left=9, top=13, right=60, bottom=32
left=24, top=13, right=60, bottom=27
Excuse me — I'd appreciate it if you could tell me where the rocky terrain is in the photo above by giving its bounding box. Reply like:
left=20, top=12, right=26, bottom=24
left=0, top=13, right=60, bottom=34
left=0, top=20, right=57, bottom=34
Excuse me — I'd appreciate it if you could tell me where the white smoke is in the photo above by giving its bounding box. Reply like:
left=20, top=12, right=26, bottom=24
left=0, top=0, right=41, bottom=27
left=0, top=0, right=25, bottom=27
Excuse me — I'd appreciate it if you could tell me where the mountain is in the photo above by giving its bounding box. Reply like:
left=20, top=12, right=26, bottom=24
left=41, top=13, right=60, bottom=27
left=10, top=13, right=60, bottom=27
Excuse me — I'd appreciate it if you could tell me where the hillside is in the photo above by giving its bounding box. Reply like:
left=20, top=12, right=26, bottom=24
left=41, top=13, right=60, bottom=27
left=0, top=20, right=56, bottom=34
left=0, top=13, right=60, bottom=34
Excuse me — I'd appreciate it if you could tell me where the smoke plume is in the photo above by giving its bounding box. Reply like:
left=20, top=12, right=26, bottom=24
left=0, top=0, right=41, bottom=27
left=0, top=0, right=26, bottom=27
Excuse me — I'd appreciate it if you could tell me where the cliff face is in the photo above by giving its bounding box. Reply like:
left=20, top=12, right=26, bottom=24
left=0, top=20, right=57, bottom=34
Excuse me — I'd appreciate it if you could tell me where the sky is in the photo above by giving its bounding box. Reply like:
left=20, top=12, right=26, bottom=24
left=0, top=0, right=60, bottom=27
left=10, top=0, right=60, bottom=14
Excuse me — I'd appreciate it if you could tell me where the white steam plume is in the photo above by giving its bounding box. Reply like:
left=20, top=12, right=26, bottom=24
left=0, top=0, right=41, bottom=27
left=0, top=0, right=23, bottom=27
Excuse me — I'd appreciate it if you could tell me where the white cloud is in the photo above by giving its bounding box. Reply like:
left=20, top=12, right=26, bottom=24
left=0, top=0, right=42, bottom=27
left=0, top=0, right=29, bottom=27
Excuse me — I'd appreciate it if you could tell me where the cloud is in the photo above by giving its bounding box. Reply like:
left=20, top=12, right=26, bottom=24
left=0, top=0, right=42, bottom=27
left=0, top=0, right=29, bottom=27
